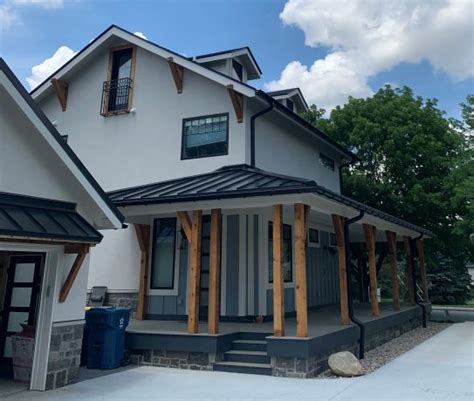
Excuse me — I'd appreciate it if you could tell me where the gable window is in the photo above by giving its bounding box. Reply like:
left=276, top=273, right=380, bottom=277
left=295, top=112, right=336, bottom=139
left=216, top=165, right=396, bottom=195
left=150, top=218, right=177, bottom=289
left=320, top=153, right=335, bottom=171
left=268, top=222, right=293, bottom=283
left=101, top=46, right=136, bottom=116
left=286, top=98, right=295, bottom=112
left=232, top=59, right=243, bottom=81
left=181, top=113, right=229, bottom=160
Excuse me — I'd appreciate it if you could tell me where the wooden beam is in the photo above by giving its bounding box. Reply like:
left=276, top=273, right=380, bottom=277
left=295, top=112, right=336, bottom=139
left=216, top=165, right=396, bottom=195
left=208, top=209, right=221, bottom=335
left=294, top=203, right=309, bottom=337
left=0, top=236, right=96, bottom=247
left=403, top=236, right=416, bottom=305
left=226, top=84, right=243, bottom=123
left=134, top=224, right=150, bottom=320
left=187, top=210, right=202, bottom=334
left=59, top=247, right=89, bottom=303
left=167, top=57, right=184, bottom=93
left=332, top=214, right=350, bottom=325
left=385, top=231, right=400, bottom=311
left=177, top=211, right=192, bottom=241
left=272, top=204, right=285, bottom=336
left=416, top=239, right=429, bottom=302
left=51, top=78, right=68, bottom=112
left=363, top=224, right=379, bottom=316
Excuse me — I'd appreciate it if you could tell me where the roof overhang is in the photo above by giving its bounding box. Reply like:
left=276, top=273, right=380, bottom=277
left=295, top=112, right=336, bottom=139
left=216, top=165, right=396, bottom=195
left=268, top=88, right=309, bottom=112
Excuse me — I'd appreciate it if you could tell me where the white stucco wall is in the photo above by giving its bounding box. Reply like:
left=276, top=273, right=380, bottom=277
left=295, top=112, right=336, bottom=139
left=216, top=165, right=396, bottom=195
left=39, top=44, right=247, bottom=192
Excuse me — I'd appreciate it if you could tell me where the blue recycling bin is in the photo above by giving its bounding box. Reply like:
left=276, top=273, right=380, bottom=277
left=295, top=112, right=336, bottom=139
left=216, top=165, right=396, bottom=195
left=84, top=307, right=130, bottom=369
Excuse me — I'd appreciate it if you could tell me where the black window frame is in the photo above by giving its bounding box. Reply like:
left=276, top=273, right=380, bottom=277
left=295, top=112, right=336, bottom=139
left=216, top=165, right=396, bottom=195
left=320, top=153, right=335, bottom=171
left=329, top=232, right=338, bottom=247
left=180, top=113, right=230, bottom=160
left=308, top=228, right=319, bottom=244
left=150, top=217, right=178, bottom=290
left=268, top=221, right=293, bottom=284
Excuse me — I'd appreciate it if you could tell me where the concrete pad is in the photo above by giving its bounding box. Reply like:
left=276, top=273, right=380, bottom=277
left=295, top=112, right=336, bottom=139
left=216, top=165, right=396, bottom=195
left=4, top=322, right=473, bottom=401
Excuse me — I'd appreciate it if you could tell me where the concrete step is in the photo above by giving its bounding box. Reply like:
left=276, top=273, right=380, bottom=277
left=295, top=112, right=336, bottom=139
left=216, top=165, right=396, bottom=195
left=232, top=339, right=267, bottom=352
left=224, top=350, right=270, bottom=364
left=214, top=361, right=272, bottom=376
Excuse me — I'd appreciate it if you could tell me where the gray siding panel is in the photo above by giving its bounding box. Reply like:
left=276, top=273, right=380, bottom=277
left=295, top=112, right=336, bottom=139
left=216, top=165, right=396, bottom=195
left=266, top=288, right=296, bottom=315
left=226, top=215, right=240, bottom=316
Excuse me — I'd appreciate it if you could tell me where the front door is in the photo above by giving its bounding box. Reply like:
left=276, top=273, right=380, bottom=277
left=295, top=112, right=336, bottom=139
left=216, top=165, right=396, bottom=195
left=0, top=254, right=43, bottom=360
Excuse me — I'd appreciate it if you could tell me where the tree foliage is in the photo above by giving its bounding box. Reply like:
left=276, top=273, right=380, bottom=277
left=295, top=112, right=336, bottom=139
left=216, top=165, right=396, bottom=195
left=302, top=87, right=473, bottom=303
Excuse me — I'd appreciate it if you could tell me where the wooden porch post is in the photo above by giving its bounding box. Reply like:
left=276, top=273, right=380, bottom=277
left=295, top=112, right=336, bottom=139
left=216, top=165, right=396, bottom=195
left=363, top=224, right=379, bottom=316
left=403, top=236, right=416, bottom=305
left=187, top=210, right=202, bottom=334
left=134, top=224, right=151, bottom=320
left=331, top=214, right=350, bottom=325
left=294, top=203, right=309, bottom=337
left=416, top=239, right=429, bottom=302
left=208, top=209, right=222, bottom=334
left=385, top=231, right=401, bottom=311
left=272, top=205, right=285, bottom=336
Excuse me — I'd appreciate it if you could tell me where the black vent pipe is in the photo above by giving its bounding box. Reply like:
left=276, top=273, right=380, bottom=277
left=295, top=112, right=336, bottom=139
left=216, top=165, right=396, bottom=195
left=410, top=233, right=427, bottom=328
left=343, top=210, right=366, bottom=359
left=250, top=99, right=273, bottom=168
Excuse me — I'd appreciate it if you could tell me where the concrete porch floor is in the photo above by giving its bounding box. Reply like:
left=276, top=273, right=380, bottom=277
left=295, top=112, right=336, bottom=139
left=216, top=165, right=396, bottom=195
left=127, top=303, right=419, bottom=337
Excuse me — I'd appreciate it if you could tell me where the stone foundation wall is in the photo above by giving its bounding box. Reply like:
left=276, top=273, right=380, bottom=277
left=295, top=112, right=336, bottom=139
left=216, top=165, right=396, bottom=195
left=365, top=315, right=422, bottom=351
left=129, top=350, right=219, bottom=371
left=46, top=322, right=84, bottom=390
left=86, top=292, right=138, bottom=319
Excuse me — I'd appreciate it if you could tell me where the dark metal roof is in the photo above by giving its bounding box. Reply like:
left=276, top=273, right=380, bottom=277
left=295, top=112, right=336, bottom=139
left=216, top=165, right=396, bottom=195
left=0, top=192, right=103, bottom=243
left=267, top=88, right=299, bottom=97
left=0, top=58, right=124, bottom=226
left=108, top=165, right=433, bottom=236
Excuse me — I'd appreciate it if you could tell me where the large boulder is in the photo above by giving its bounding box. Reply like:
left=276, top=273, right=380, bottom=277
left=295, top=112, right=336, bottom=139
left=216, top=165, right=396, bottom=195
left=328, top=351, right=364, bottom=377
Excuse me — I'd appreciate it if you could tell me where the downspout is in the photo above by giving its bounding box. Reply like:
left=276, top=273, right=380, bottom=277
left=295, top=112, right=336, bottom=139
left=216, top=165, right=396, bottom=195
left=344, top=210, right=366, bottom=359
left=250, top=98, right=273, bottom=168
left=410, top=233, right=427, bottom=328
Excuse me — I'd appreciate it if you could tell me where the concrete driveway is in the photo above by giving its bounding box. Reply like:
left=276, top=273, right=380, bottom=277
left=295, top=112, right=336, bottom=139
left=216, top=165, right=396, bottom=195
left=4, top=322, right=473, bottom=401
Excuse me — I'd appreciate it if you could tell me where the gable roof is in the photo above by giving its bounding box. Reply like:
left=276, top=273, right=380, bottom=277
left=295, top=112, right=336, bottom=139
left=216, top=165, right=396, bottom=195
left=28, top=24, right=355, bottom=162
left=0, top=192, right=102, bottom=244
left=108, top=164, right=432, bottom=237
left=0, top=58, right=124, bottom=229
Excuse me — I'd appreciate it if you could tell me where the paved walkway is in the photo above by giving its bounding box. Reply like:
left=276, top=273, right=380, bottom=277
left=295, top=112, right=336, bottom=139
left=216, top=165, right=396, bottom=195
left=4, top=322, right=473, bottom=401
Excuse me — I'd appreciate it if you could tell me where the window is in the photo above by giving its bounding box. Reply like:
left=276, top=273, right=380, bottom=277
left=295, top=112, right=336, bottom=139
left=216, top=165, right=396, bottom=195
left=320, top=153, right=335, bottom=171
left=181, top=114, right=229, bottom=159
left=286, top=98, right=295, bottom=112
left=232, top=59, right=243, bottom=81
left=329, top=232, right=338, bottom=247
left=308, top=228, right=319, bottom=244
left=268, top=222, right=293, bottom=283
left=101, top=46, right=136, bottom=116
left=150, top=218, right=177, bottom=289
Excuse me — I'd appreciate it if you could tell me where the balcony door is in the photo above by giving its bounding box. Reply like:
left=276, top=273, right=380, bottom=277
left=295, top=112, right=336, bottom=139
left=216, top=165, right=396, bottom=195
left=107, top=47, right=134, bottom=113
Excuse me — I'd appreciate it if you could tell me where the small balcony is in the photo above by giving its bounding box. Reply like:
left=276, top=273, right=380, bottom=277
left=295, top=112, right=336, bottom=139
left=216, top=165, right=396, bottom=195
left=100, top=77, right=133, bottom=116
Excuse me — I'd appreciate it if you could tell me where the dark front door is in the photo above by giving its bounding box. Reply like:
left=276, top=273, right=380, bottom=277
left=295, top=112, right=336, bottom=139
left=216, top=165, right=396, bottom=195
left=0, top=254, right=43, bottom=360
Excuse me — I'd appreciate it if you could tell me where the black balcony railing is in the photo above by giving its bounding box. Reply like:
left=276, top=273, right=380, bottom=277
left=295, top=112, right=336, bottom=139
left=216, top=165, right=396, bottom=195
left=101, top=77, right=133, bottom=116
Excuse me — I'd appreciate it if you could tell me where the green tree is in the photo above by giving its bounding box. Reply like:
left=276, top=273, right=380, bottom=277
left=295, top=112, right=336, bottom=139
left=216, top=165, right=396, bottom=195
left=302, top=87, right=473, bottom=303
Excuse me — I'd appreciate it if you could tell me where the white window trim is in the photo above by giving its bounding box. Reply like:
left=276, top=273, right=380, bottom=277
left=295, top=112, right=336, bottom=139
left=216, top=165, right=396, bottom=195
left=147, top=218, right=181, bottom=296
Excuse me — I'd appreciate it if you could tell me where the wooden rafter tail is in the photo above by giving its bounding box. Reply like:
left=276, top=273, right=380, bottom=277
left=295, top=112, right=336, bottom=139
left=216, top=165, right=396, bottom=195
left=167, top=57, right=184, bottom=93
left=59, top=245, right=90, bottom=303
left=226, top=84, right=243, bottom=123
left=51, top=78, right=69, bottom=111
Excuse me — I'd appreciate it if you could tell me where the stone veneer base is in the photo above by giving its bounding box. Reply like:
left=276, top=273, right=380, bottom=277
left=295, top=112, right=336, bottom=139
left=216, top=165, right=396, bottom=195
left=129, top=350, right=219, bottom=371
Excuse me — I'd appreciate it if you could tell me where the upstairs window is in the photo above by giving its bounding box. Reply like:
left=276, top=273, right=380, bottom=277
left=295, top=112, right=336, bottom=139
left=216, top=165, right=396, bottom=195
left=232, top=59, right=243, bottom=81
left=320, top=153, right=335, bottom=171
left=101, top=46, right=136, bottom=116
left=268, top=222, right=293, bottom=283
left=181, top=114, right=229, bottom=160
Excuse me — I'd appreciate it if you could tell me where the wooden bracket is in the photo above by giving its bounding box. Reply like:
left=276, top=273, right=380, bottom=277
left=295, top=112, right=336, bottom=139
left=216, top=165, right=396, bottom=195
left=59, top=245, right=90, bottom=303
left=51, top=78, right=69, bottom=111
left=226, top=84, right=243, bottom=123
left=167, top=57, right=184, bottom=93
left=177, top=211, right=192, bottom=240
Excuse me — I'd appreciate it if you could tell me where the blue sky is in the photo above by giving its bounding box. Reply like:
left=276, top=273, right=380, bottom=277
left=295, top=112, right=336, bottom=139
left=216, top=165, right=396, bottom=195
left=1, top=0, right=472, bottom=119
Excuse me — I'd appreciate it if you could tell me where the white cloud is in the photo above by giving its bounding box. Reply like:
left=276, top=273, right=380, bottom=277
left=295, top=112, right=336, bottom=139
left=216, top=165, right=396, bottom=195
left=11, top=0, right=63, bottom=8
left=26, top=46, right=76, bottom=89
left=266, top=0, right=474, bottom=111
left=133, top=31, right=147, bottom=40
left=0, top=4, right=16, bottom=30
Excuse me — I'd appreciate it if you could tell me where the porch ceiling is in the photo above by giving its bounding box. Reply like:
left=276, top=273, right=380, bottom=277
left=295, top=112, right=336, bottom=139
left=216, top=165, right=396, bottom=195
left=109, top=164, right=433, bottom=239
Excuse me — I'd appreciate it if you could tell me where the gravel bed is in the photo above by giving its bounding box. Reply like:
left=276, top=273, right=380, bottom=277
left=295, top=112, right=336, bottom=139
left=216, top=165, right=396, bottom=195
left=318, top=322, right=451, bottom=378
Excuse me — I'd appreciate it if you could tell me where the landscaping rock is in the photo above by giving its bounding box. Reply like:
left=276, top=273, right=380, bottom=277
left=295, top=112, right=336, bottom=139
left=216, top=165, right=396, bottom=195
left=328, top=351, right=364, bottom=377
